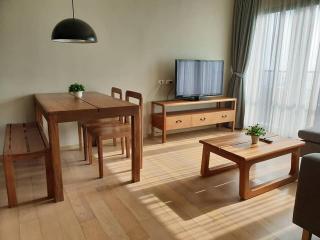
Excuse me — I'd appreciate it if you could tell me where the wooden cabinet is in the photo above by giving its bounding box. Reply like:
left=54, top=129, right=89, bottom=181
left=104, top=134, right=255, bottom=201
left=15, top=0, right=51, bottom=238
left=151, top=97, right=237, bottom=143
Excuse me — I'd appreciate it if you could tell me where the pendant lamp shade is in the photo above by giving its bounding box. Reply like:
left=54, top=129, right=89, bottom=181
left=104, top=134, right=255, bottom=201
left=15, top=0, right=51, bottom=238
left=51, top=18, right=97, bottom=43
left=51, top=0, right=97, bottom=43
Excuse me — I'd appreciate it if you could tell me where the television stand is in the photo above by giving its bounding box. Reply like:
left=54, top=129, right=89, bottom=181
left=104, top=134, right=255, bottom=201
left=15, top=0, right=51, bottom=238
left=179, top=96, right=203, bottom=101
left=151, top=96, right=237, bottom=143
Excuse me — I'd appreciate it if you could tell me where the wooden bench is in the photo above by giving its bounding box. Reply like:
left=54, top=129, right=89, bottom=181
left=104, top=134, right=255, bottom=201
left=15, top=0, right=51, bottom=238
left=2, top=122, right=53, bottom=207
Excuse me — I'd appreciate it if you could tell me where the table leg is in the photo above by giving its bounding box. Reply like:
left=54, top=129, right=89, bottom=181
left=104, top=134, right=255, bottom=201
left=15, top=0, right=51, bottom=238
left=151, top=103, right=155, bottom=138
left=97, top=137, right=104, bottom=178
left=200, top=145, right=210, bottom=176
left=162, top=106, right=167, bottom=143
left=216, top=103, right=221, bottom=128
left=83, top=126, right=88, bottom=161
left=302, top=229, right=312, bottom=240
left=35, top=101, right=43, bottom=127
left=47, top=115, right=64, bottom=202
left=162, top=130, right=166, bottom=143
left=140, top=106, right=143, bottom=169
left=240, top=149, right=300, bottom=200
left=232, top=100, right=237, bottom=131
left=131, top=110, right=141, bottom=182
left=289, top=148, right=300, bottom=178
left=88, top=133, right=93, bottom=165
left=239, top=162, right=251, bottom=200
left=200, top=145, right=238, bottom=177
left=77, top=122, right=83, bottom=151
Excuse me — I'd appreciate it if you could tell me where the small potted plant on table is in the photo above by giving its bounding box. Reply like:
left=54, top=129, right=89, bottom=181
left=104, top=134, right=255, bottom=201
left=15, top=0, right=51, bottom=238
left=245, top=124, right=266, bottom=144
left=69, top=83, right=85, bottom=98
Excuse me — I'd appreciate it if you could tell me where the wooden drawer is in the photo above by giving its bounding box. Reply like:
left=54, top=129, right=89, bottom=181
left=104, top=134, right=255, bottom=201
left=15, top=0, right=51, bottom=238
left=192, top=110, right=235, bottom=127
left=215, top=110, right=235, bottom=123
left=191, top=113, right=216, bottom=126
left=166, top=115, right=192, bottom=130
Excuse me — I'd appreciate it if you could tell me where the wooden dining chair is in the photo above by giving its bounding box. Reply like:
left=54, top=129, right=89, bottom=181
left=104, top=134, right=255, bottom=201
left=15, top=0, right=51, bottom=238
left=79, top=87, right=125, bottom=162
left=87, top=90, right=143, bottom=178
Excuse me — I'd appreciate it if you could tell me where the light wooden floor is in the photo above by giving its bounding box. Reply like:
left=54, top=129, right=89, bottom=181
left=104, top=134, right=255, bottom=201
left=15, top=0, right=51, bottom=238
left=0, top=128, right=318, bottom=240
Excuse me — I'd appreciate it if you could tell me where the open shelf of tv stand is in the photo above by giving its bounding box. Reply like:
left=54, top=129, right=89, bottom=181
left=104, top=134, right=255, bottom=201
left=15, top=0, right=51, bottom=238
left=151, top=97, right=237, bottom=143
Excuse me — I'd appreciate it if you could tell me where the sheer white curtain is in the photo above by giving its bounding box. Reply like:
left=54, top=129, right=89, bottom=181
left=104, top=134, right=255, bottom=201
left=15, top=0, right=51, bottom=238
left=244, top=1, right=320, bottom=137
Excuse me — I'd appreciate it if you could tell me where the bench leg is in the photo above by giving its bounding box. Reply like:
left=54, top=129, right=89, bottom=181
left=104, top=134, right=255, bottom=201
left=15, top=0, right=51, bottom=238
left=3, top=156, right=17, bottom=207
left=44, top=152, right=55, bottom=198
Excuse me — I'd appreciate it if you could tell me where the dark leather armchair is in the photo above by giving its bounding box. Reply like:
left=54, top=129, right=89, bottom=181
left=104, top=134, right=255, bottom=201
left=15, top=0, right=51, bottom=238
left=298, top=128, right=320, bottom=156
left=293, top=153, right=320, bottom=239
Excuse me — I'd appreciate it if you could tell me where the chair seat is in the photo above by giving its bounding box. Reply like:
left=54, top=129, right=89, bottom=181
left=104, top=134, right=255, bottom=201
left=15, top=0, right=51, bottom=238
left=86, top=90, right=143, bottom=178
left=87, top=122, right=131, bottom=139
left=298, top=128, right=320, bottom=144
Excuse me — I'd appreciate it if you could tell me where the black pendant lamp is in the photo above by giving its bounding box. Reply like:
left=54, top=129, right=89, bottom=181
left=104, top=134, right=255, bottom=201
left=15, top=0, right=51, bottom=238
left=51, top=0, right=97, bottom=43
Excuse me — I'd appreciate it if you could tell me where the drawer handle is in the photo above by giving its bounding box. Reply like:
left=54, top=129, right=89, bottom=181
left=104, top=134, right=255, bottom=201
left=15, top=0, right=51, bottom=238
left=222, top=115, right=228, bottom=118
left=200, top=117, right=206, bottom=121
left=176, top=120, right=182, bottom=123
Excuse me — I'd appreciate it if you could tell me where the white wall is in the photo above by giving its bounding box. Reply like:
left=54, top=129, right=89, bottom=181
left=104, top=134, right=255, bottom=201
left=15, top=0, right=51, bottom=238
left=0, top=0, right=234, bottom=147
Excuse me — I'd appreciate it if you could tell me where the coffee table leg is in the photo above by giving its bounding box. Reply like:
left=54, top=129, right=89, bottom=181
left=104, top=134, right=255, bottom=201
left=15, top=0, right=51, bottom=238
left=239, top=149, right=301, bottom=200
left=289, top=149, right=300, bottom=178
left=200, top=145, right=238, bottom=177
left=239, top=162, right=251, bottom=200
left=201, top=145, right=210, bottom=176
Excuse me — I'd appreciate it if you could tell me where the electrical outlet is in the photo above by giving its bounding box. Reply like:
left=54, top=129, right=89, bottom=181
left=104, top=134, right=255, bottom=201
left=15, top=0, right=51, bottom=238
left=158, top=80, right=165, bottom=85
left=166, top=80, right=173, bottom=85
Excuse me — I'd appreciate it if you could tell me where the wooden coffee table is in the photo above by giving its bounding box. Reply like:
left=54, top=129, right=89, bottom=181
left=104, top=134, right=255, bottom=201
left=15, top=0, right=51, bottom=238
left=199, top=133, right=305, bottom=200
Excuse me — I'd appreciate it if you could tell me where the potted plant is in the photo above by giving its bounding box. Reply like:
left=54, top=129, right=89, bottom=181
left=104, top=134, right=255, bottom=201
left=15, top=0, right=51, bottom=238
left=69, top=83, right=85, bottom=98
left=245, top=124, right=266, bottom=144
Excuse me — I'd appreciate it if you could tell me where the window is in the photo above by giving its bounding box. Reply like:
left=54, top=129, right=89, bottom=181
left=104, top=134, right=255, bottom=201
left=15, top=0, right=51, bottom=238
left=244, top=4, right=320, bottom=137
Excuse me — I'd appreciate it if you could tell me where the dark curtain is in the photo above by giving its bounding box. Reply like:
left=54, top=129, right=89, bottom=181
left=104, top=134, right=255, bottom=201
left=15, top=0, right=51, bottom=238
left=315, top=93, right=320, bottom=129
left=227, top=0, right=260, bottom=129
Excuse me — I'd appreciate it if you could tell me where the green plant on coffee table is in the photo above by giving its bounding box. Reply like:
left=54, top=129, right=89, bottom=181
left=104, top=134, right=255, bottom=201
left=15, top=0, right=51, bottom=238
left=68, top=83, right=85, bottom=93
left=245, top=124, right=266, bottom=137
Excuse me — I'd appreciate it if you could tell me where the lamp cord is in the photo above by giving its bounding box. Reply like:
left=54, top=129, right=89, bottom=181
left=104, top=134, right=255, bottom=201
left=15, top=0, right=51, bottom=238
left=72, top=0, right=75, bottom=19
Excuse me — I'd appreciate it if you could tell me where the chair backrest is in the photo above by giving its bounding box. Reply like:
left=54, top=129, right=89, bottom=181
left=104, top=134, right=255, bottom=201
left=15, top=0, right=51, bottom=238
left=112, top=87, right=123, bottom=122
left=125, top=90, right=143, bottom=149
left=125, top=90, right=143, bottom=123
left=125, top=90, right=143, bottom=107
left=111, top=87, right=122, bottom=100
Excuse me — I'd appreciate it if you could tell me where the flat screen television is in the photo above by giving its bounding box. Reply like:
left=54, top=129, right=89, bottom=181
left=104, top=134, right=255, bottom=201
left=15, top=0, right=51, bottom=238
left=175, top=59, right=224, bottom=100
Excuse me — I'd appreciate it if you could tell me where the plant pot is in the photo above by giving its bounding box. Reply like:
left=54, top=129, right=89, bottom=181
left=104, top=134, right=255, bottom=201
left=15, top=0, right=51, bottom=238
left=74, top=91, right=83, bottom=98
left=251, top=135, right=259, bottom=144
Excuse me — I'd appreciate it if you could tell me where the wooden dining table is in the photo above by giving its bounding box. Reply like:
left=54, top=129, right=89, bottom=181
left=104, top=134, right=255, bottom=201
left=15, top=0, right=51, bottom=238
left=34, top=91, right=142, bottom=202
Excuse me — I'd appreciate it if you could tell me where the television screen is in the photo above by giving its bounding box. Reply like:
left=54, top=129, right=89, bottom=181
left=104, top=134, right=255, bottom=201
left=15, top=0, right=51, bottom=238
left=175, top=59, right=224, bottom=98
